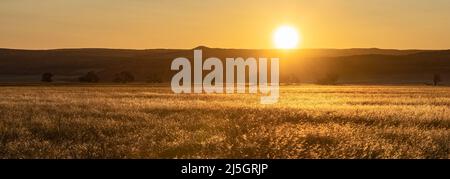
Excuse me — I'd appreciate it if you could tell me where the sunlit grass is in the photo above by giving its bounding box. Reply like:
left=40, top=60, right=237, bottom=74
left=0, top=85, right=449, bottom=158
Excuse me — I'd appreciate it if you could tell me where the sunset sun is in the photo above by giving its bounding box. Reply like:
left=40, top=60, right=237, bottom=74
left=273, top=25, right=301, bottom=49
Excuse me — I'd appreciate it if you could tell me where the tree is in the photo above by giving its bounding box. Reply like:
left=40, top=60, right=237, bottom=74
left=41, top=73, right=54, bottom=82
left=146, top=73, right=163, bottom=83
left=79, top=71, right=99, bottom=83
left=286, top=73, right=300, bottom=84
left=316, top=73, right=339, bottom=85
left=113, top=71, right=135, bottom=83
left=433, top=74, right=442, bottom=86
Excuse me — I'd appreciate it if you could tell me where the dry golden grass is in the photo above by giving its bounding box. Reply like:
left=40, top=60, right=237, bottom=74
left=0, top=85, right=449, bottom=159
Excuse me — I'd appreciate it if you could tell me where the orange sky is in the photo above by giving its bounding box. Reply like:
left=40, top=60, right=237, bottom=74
left=1, top=0, right=450, bottom=49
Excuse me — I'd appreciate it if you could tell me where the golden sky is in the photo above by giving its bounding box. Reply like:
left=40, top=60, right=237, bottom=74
left=1, top=0, right=450, bottom=49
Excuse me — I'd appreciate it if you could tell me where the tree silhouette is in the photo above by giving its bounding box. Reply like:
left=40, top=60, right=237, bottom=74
left=286, top=73, right=300, bottom=84
left=41, top=73, right=53, bottom=82
left=433, top=74, right=442, bottom=86
left=113, top=71, right=135, bottom=83
left=146, top=72, right=165, bottom=83
left=79, top=71, right=99, bottom=83
left=317, top=73, right=339, bottom=85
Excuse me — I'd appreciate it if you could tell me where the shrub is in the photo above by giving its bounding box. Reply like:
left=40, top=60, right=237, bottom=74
left=316, top=73, right=339, bottom=85
left=41, top=73, right=54, bottom=82
left=79, top=71, right=99, bottom=83
left=146, top=73, right=163, bottom=83
left=433, top=74, right=442, bottom=86
left=113, top=71, right=135, bottom=83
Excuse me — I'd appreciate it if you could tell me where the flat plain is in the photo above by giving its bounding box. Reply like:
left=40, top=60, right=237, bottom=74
left=0, top=85, right=449, bottom=158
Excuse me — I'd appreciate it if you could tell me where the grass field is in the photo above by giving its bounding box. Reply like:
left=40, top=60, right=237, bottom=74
left=0, top=85, right=449, bottom=159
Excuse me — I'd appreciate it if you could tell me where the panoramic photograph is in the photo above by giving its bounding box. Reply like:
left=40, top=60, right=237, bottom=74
left=0, top=0, right=449, bottom=164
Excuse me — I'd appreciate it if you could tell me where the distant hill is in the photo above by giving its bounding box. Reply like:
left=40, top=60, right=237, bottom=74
left=0, top=48, right=449, bottom=84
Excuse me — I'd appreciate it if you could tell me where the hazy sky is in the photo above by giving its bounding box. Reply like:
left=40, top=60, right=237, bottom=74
left=1, top=0, right=450, bottom=49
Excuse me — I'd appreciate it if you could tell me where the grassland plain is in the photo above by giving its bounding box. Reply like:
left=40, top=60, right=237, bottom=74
left=0, top=84, right=449, bottom=159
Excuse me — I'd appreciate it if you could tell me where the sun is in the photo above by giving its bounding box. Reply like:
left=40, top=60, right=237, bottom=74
left=273, top=25, right=301, bottom=49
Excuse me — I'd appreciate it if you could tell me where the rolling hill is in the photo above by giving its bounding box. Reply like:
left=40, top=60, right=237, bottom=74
left=0, top=47, right=449, bottom=84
